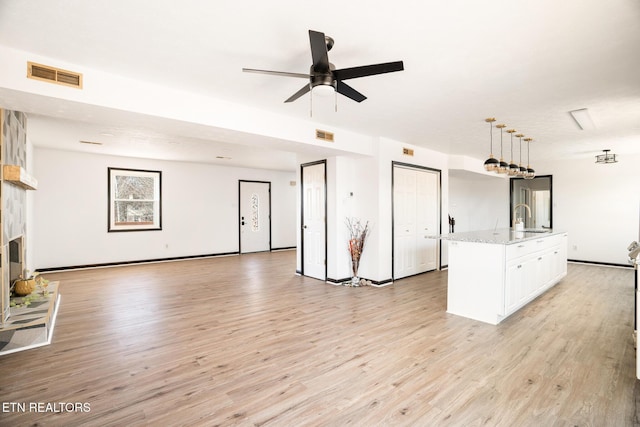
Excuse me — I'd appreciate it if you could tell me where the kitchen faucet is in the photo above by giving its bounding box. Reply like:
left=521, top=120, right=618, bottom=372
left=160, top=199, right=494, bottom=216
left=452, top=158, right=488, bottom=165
left=512, top=203, right=532, bottom=228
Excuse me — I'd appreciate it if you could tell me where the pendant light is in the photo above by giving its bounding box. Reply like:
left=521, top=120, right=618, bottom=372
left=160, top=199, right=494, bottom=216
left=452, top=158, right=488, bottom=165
left=524, top=138, right=535, bottom=179
left=516, top=134, right=527, bottom=176
left=595, top=149, right=617, bottom=164
left=483, top=118, right=499, bottom=172
left=507, top=129, right=519, bottom=176
left=496, top=124, right=508, bottom=174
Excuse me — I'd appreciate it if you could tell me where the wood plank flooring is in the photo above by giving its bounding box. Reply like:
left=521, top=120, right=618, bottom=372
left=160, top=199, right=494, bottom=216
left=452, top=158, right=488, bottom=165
left=0, top=251, right=637, bottom=426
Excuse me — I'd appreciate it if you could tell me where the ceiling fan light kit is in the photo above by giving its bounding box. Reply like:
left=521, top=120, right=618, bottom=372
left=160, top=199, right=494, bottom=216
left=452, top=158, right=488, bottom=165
left=484, top=119, right=535, bottom=179
left=243, top=30, right=404, bottom=114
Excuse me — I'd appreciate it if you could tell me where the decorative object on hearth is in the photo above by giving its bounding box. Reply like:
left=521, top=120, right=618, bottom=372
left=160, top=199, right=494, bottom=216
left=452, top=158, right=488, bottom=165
left=345, top=217, right=369, bottom=286
left=12, top=271, right=38, bottom=296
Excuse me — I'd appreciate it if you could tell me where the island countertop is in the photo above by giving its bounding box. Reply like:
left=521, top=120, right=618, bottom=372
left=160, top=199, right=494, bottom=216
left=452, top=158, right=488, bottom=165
left=431, top=228, right=566, bottom=245
left=445, top=228, right=568, bottom=324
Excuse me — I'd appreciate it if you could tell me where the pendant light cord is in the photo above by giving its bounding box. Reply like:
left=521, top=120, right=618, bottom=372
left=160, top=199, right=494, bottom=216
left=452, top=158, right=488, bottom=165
left=489, top=121, right=493, bottom=155
left=510, top=132, right=514, bottom=162
left=519, top=136, right=523, bottom=165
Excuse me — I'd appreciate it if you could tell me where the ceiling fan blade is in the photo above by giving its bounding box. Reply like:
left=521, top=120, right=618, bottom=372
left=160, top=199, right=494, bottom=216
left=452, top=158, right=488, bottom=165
left=242, top=68, right=310, bottom=79
left=284, top=84, right=311, bottom=103
left=309, top=30, right=330, bottom=73
left=336, top=81, right=367, bottom=103
left=333, top=61, right=404, bottom=81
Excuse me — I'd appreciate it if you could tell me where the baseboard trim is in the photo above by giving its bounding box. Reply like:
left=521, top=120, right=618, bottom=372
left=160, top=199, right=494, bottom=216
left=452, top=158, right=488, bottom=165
left=37, top=252, right=241, bottom=273
left=372, top=278, right=394, bottom=287
left=568, top=259, right=633, bottom=269
left=326, top=277, right=394, bottom=287
left=326, top=277, right=352, bottom=285
left=271, top=246, right=296, bottom=252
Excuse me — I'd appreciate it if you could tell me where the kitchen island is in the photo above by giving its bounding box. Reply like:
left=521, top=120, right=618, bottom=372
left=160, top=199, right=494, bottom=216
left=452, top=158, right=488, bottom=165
left=444, top=228, right=568, bottom=325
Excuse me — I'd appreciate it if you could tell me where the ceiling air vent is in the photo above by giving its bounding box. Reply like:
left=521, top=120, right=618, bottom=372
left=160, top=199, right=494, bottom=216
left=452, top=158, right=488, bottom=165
left=316, top=129, right=334, bottom=142
left=27, top=62, right=83, bottom=89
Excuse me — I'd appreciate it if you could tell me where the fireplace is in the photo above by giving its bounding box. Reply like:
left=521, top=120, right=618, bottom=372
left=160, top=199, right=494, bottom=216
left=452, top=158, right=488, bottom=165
left=9, top=236, right=24, bottom=286
left=1, top=236, right=25, bottom=321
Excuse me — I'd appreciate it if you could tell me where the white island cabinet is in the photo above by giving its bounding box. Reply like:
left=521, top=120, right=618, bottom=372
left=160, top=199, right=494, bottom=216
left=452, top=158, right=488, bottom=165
left=445, top=229, right=568, bottom=325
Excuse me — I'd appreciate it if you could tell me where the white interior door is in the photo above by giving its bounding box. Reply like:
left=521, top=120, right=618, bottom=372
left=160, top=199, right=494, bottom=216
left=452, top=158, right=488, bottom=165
left=239, top=181, right=271, bottom=253
left=416, top=170, right=438, bottom=272
left=393, top=165, right=439, bottom=279
left=302, top=162, right=326, bottom=280
left=394, top=167, right=417, bottom=277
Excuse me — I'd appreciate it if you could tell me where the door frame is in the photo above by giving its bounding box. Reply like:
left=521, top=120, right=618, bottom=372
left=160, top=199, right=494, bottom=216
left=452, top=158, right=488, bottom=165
left=391, top=161, right=442, bottom=279
left=300, top=160, right=327, bottom=280
left=238, top=180, right=272, bottom=254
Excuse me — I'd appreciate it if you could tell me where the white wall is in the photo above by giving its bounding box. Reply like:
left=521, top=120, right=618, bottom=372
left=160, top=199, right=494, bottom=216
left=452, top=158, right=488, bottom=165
left=537, top=154, right=640, bottom=265
left=448, top=172, right=510, bottom=233
left=356, top=138, right=450, bottom=282
left=0, top=45, right=376, bottom=159
left=32, top=148, right=296, bottom=269
left=296, top=138, right=452, bottom=284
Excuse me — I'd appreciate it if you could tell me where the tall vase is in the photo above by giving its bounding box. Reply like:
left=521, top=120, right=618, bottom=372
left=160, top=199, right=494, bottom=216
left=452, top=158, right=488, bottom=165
left=351, top=253, right=360, bottom=285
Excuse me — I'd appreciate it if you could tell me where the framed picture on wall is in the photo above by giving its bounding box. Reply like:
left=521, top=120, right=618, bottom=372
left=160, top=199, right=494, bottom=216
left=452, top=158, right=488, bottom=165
left=108, top=167, right=162, bottom=232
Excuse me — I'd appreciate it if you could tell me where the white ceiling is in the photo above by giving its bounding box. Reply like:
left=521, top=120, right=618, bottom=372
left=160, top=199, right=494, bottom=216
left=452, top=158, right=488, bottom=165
left=1, top=0, right=639, bottom=171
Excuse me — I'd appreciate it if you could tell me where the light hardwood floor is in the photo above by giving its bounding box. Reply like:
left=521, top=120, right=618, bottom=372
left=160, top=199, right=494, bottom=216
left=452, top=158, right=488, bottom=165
left=0, top=251, right=637, bottom=426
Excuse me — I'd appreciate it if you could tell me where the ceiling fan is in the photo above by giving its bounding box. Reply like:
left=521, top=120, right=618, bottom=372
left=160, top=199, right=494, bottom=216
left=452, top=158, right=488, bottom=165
left=243, top=30, right=404, bottom=104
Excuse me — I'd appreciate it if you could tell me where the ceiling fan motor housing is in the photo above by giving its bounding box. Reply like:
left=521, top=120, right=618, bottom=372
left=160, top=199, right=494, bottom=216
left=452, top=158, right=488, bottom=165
left=310, top=64, right=336, bottom=89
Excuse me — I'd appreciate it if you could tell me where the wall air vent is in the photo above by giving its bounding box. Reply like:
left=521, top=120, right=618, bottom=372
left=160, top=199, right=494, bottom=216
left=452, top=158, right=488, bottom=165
left=315, top=129, right=334, bottom=142
left=403, top=147, right=414, bottom=156
left=27, top=62, right=83, bottom=89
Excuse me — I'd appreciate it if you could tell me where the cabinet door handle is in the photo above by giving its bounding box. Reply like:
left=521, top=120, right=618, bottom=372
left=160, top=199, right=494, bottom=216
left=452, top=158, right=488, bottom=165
left=518, top=245, right=525, bottom=248
left=517, top=264, right=522, bottom=268
left=538, top=257, right=543, bottom=261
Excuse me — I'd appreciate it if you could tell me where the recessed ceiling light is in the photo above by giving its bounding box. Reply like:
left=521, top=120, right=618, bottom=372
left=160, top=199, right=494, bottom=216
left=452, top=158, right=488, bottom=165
left=569, top=108, right=596, bottom=130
